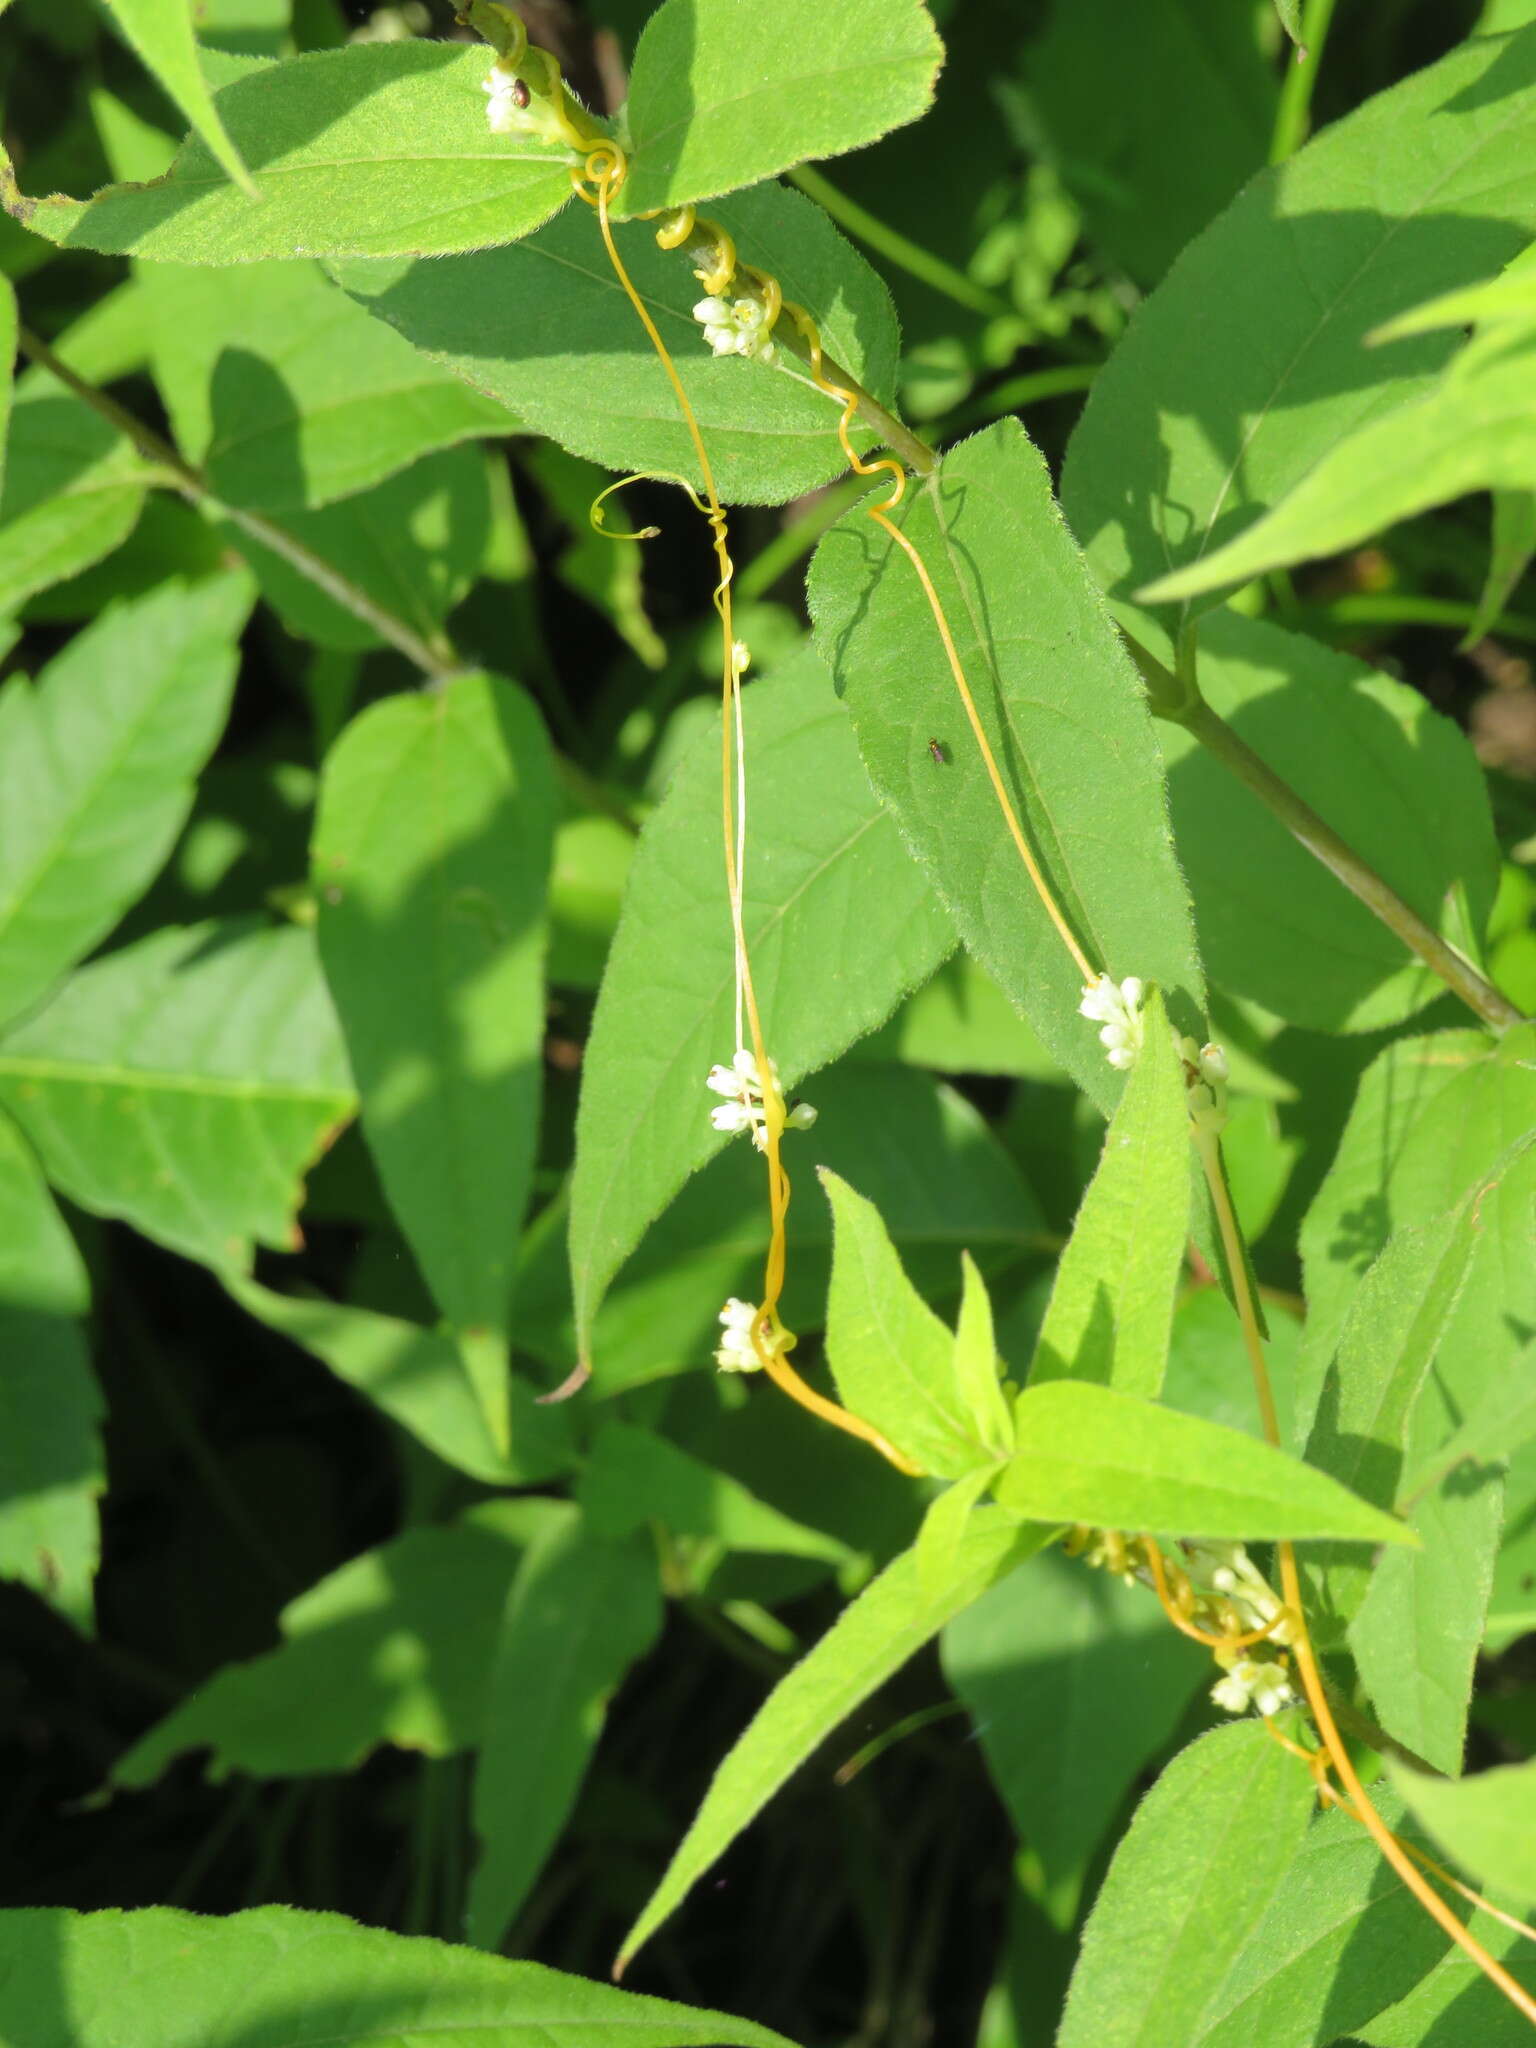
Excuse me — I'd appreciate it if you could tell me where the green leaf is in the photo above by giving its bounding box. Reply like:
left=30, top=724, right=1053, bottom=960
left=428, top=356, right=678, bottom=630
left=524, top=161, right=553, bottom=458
left=315, top=673, right=555, bottom=1451
left=0, top=1112, right=102, bottom=1630
left=941, top=1546, right=1202, bottom=1893
left=914, top=1461, right=1006, bottom=1600
left=617, top=1508, right=1045, bottom=1971
left=1029, top=989, right=1189, bottom=1398
left=1357, top=1891, right=1536, bottom=2047
left=1061, top=22, right=1536, bottom=626
left=0, top=1904, right=803, bottom=2047
left=525, top=1061, right=1041, bottom=1394
left=467, top=1511, right=662, bottom=1948
left=1138, top=318, right=1536, bottom=603
left=0, top=922, right=354, bottom=1270
left=1467, top=486, right=1536, bottom=647
left=1272, top=0, right=1304, bottom=44
left=225, top=1278, right=573, bottom=1487
left=336, top=181, right=901, bottom=507
left=1297, top=1025, right=1536, bottom=1443
left=1297, top=1030, right=1502, bottom=1430
left=1302, top=1191, right=1483, bottom=1639
left=224, top=444, right=490, bottom=651
left=566, top=647, right=955, bottom=1369
left=576, top=1420, right=852, bottom=1565
left=0, top=573, right=252, bottom=1031
left=952, top=1249, right=1014, bottom=1458
left=1391, top=1756, right=1536, bottom=1904
left=808, top=419, right=1204, bottom=1112
left=1402, top=1333, right=1536, bottom=1501
left=615, top=0, right=942, bottom=218
left=821, top=1167, right=1000, bottom=1479
left=858, top=951, right=1062, bottom=1080
left=1057, top=1721, right=1317, bottom=2048
left=0, top=43, right=577, bottom=262
left=141, top=259, right=513, bottom=513
left=1020, top=0, right=1275, bottom=288
left=0, top=273, right=15, bottom=503
left=103, top=0, right=257, bottom=196
left=1162, top=1286, right=1302, bottom=1448
left=1351, top=1456, right=1504, bottom=1774
left=114, top=1501, right=558, bottom=1786
left=994, top=1381, right=1418, bottom=1545
left=1190, top=1792, right=1456, bottom=2048
left=1160, top=612, right=1500, bottom=1032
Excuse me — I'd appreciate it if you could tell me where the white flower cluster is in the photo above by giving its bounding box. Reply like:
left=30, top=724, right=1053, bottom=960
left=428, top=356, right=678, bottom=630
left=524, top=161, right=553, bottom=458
left=706, top=1047, right=816, bottom=1152
left=1079, top=974, right=1145, bottom=1070
left=715, top=1297, right=777, bottom=1373
left=1210, top=1653, right=1296, bottom=1719
left=693, top=293, right=778, bottom=363
left=1174, top=1031, right=1229, bottom=1136
left=1183, top=1540, right=1295, bottom=1647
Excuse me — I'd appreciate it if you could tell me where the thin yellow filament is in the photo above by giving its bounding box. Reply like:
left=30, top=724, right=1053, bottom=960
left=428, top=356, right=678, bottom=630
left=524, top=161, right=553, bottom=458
left=583, top=148, right=918, bottom=1478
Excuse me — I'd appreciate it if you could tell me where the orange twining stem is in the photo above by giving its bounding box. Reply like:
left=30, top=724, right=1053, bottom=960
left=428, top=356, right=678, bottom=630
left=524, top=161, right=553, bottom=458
left=778, top=302, right=1096, bottom=987
left=579, top=146, right=918, bottom=1478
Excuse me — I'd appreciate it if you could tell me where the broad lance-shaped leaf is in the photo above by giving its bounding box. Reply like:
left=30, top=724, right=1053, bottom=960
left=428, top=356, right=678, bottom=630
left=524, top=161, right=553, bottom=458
left=315, top=673, right=555, bottom=1454
left=807, top=419, right=1204, bottom=1113
left=1390, top=1756, right=1536, bottom=1906
left=113, top=1502, right=558, bottom=1787
left=994, top=1381, right=1417, bottom=1546
left=614, top=0, right=942, bottom=217
left=821, top=1168, right=1002, bottom=1479
left=942, top=1547, right=1202, bottom=1897
left=1161, top=613, right=1500, bottom=1034
left=0, top=1906, right=803, bottom=2048
left=0, top=572, right=252, bottom=1030
left=567, top=646, right=955, bottom=1370
left=1057, top=1722, right=1316, bottom=2048
left=1062, top=21, right=1536, bottom=626
left=617, top=1508, right=1045, bottom=1971
left=1028, top=988, right=1188, bottom=1399
left=468, top=1511, right=662, bottom=1949
left=0, top=1112, right=103, bottom=1632
left=1139, top=319, right=1536, bottom=604
left=336, top=181, right=901, bottom=507
left=141, top=258, right=513, bottom=514
left=225, top=1278, right=573, bottom=1488
left=0, top=922, right=354, bottom=1271
left=0, top=43, right=575, bottom=264
left=103, top=0, right=257, bottom=196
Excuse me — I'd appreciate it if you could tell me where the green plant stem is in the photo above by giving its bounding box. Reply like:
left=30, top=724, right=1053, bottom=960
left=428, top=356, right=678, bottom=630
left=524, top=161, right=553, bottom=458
left=18, top=326, right=461, bottom=679
left=1269, top=0, right=1338, bottom=163
left=737, top=474, right=873, bottom=599
left=936, top=362, right=1099, bottom=440
left=1177, top=691, right=1524, bottom=1032
left=1284, top=591, right=1536, bottom=648
left=776, top=319, right=937, bottom=477
left=788, top=164, right=1013, bottom=323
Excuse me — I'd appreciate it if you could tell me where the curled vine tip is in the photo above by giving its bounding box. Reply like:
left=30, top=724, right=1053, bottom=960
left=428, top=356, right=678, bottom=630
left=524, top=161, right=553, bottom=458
left=589, top=470, right=708, bottom=541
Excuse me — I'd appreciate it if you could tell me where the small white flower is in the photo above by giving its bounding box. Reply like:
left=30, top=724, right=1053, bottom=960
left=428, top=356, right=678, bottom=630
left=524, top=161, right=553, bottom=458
left=716, top=1297, right=767, bottom=1373
left=481, top=67, right=522, bottom=134
left=785, top=1100, right=818, bottom=1131
left=1210, top=1654, right=1296, bottom=1719
left=709, top=1100, right=754, bottom=1135
left=692, top=293, right=777, bottom=363
left=704, top=1046, right=812, bottom=1150
left=1173, top=1031, right=1230, bottom=1136
left=1183, top=1540, right=1293, bottom=1646
left=1079, top=974, right=1145, bottom=1071
left=731, top=640, right=751, bottom=678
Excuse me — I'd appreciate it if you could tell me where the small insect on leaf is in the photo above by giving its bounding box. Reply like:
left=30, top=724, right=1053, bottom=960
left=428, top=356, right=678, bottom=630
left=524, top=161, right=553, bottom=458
left=928, top=738, right=948, bottom=765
